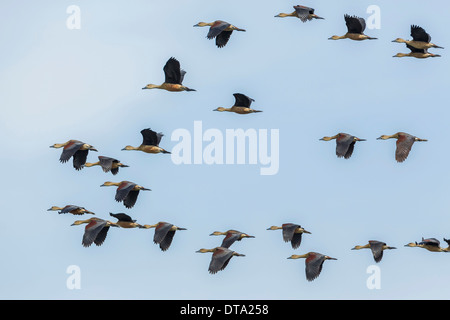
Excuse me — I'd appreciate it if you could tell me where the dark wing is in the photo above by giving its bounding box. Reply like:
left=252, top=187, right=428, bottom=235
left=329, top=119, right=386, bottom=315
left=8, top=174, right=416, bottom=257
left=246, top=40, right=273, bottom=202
left=345, top=141, right=356, bottom=159
left=82, top=219, right=107, bottom=248
left=420, top=238, right=440, bottom=247
left=369, top=241, right=385, bottom=263
left=233, top=93, right=254, bottom=108
left=395, top=134, right=416, bottom=163
left=335, top=134, right=354, bottom=159
left=59, top=140, right=83, bottom=163
left=411, top=25, right=431, bottom=43
left=98, top=156, right=116, bottom=173
left=159, top=230, right=176, bottom=251
left=110, top=167, right=119, bottom=175
left=93, top=226, right=110, bottom=246
left=153, top=222, right=172, bottom=245
left=123, top=190, right=140, bottom=209
left=216, top=30, right=233, bottom=48
left=282, top=224, right=299, bottom=243
left=141, top=128, right=159, bottom=146
left=344, top=14, right=365, bottom=34
left=72, top=149, right=89, bottom=170
left=115, top=181, right=136, bottom=202
left=305, top=253, right=325, bottom=281
left=209, top=248, right=233, bottom=274
left=59, top=205, right=81, bottom=214
left=207, top=21, right=231, bottom=39
left=110, top=212, right=134, bottom=222
left=291, top=232, right=304, bottom=249
left=221, top=232, right=240, bottom=249
left=163, top=57, right=182, bottom=84
left=294, top=5, right=314, bottom=22
left=406, top=43, right=426, bottom=54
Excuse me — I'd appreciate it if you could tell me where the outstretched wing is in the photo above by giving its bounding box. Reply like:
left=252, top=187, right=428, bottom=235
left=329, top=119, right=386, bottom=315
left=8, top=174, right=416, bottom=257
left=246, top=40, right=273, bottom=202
left=115, top=181, right=136, bottom=202
left=82, top=219, right=107, bottom=248
left=99, top=156, right=116, bottom=173
left=233, top=93, right=254, bottom=108
left=72, top=149, right=89, bottom=170
left=141, top=128, right=161, bottom=146
left=110, top=212, right=134, bottom=222
left=209, top=248, right=233, bottom=274
left=207, top=21, right=231, bottom=39
left=411, top=25, right=431, bottom=43
left=281, top=223, right=299, bottom=243
left=159, top=230, right=176, bottom=251
left=369, top=241, right=385, bottom=263
left=395, top=134, right=416, bottom=163
left=221, top=232, right=240, bottom=249
left=291, top=232, right=304, bottom=249
left=345, top=14, right=365, bottom=34
left=94, top=226, right=111, bottom=246
left=305, top=253, right=325, bottom=282
left=163, top=57, right=182, bottom=84
left=216, top=30, right=233, bottom=48
left=123, top=190, right=140, bottom=209
left=59, top=140, right=83, bottom=163
left=294, top=5, right=314, bottom=22
left=153, top=222, right=172, bottom=245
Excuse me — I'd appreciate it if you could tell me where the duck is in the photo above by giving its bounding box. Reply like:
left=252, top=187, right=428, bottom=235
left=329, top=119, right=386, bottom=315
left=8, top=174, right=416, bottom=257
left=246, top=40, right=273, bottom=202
left=209, top=229, right=255, bottom=248
left=194, top=20, right=246, bottom=48
left=50, top=140, right=97, bottom=170
left=47, top=205, right=94, bottom=215
left=275, top=5, right=324, bottom=22
left=320, top=133, right=366, bottom=159
left=109, top=212, right=143, bottom=228
left=213, top=93, right=262, bottom=114
left=392, top=25, right=444, bottom=50
left=328, top=14, right=377, bottom=41
left=377, top=132, right=427, bottom=162
left=122, top=128, right=171, bottom=154
left=196, top=247, right=245, bottom=274
left=142, top=57, right=196, bottom=92
left=141, top=222, right=187, bottom=251
left=351, top=240, right=397, bottom=262
left=100, top=181, right=151, bottom=209
left=84, top=156, right=129, bottom=175
left=288, top=252, right=337, bottom=281
left=267, top=223, right=311, bottom=249
left=71, top=217, right=119, bottom=247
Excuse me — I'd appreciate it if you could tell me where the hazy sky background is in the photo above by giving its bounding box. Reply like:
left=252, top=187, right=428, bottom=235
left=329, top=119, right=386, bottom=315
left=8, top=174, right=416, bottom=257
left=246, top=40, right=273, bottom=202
left=1, top=0, right=449, bottom=300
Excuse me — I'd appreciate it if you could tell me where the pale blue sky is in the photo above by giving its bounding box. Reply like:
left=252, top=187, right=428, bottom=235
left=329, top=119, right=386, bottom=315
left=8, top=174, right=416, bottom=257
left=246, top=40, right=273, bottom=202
left=1, top=0, right=449, bottom=300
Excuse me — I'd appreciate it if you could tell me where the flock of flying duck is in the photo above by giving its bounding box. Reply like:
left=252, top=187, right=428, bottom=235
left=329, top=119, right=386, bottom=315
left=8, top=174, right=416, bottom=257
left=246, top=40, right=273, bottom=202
left=48, top=5, right=445, bottom=282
